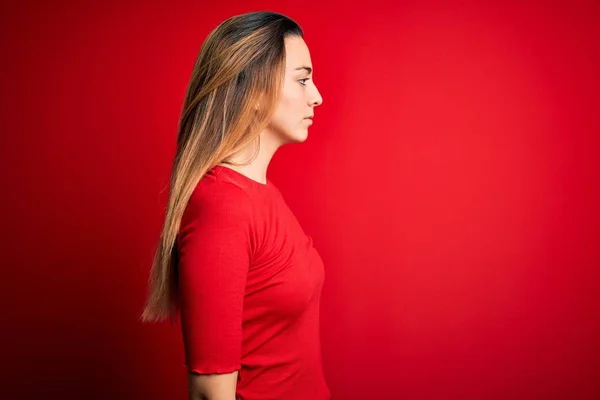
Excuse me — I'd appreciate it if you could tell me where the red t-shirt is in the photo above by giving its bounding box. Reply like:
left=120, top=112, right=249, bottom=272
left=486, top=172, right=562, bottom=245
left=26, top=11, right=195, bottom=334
left=176, top=165, right=330, bottom=400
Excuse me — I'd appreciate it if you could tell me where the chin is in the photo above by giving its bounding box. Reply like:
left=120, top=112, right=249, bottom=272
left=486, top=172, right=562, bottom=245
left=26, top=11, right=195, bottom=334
left=279, top=129, right=308, bottom=145
left=291, top=131, right=309, bottom=143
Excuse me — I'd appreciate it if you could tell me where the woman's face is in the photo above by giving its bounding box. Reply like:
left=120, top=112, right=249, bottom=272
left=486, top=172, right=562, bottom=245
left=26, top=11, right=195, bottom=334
left=267, top=35, right=323, bottom=144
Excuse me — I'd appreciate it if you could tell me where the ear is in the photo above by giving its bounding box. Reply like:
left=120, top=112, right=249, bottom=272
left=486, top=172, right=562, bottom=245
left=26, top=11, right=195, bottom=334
left=254, top=92, right=266, bottom=111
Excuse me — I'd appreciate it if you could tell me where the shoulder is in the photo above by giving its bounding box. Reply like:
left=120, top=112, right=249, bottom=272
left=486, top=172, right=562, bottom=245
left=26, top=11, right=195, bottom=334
left=182, top=176, right=254, bottom=227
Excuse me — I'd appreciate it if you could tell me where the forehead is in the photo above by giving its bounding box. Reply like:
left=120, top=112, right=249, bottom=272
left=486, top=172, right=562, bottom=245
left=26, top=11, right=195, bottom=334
left=284, top=36, right=312, bottom=70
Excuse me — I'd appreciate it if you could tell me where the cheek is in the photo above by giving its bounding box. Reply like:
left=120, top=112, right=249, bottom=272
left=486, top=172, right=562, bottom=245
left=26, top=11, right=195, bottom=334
left=281, top=80, right=306, bottom=108
left=273, top=93, right=302, bottom=125
left=280, top=90, right=302, bottom=112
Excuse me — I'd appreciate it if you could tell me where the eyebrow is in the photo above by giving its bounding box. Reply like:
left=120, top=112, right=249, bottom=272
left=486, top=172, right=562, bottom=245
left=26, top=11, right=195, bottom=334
left=295, top=65, right=313, bottom=74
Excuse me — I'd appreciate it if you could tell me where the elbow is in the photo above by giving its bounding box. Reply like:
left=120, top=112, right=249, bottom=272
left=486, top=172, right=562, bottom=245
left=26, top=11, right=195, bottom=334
left=188, top=370, right=239, bottom=400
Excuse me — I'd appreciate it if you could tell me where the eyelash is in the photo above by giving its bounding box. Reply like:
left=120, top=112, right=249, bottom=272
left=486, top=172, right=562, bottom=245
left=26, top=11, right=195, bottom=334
left=299, top=78, right=310, bottom=86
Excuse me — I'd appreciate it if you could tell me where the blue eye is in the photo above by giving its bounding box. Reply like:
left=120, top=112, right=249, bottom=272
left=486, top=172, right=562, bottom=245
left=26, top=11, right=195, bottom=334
left=299, top=78, right=310, bottom=86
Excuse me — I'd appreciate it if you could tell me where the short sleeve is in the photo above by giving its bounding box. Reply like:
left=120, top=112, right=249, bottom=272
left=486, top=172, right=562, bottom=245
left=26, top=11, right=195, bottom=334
left=176, top=184, right=253, bottom=374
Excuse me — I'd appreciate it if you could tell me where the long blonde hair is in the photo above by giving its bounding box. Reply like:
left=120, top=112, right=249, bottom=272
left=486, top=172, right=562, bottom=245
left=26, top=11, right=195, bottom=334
left=141, top=11, right=303, bottom=322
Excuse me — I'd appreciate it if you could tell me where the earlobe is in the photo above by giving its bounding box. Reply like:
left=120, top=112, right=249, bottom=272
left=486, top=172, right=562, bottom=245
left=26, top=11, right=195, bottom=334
left=255, top=91, right=266, bottom=111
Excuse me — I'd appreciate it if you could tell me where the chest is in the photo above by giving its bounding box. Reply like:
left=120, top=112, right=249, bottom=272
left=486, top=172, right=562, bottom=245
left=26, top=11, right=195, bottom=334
left=245, top=195, right=325, bottom=318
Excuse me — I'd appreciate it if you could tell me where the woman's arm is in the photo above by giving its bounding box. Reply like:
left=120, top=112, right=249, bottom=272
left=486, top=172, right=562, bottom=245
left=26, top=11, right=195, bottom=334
left=179, top=188, right=251, bottom=400
left=188, top=371, right=238, bottom=400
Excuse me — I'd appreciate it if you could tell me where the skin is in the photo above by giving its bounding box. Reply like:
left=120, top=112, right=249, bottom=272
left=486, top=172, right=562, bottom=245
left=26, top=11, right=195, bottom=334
left=188, top=35, right=323, bottom=400
left=219, top=35, right=324, bottom=184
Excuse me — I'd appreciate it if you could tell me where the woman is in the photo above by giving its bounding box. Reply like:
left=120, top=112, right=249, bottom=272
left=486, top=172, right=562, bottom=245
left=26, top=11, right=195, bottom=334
left=141, top=11, right=328, bottom=400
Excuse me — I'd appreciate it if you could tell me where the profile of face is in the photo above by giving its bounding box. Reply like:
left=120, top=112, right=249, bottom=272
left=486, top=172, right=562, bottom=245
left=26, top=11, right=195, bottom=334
left=266, top=36, right=323, bottom=145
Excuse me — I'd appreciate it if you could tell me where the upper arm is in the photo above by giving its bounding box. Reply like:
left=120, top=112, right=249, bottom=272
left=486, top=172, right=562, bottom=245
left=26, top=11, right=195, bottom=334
left=177, top=185, right=252, bottom=375
left=188, top=370, right=238, bottom=400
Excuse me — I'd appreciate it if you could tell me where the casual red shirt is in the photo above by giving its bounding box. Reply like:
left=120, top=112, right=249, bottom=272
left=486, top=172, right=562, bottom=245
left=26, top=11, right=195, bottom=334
left=176, top=165, right=330, bottom=400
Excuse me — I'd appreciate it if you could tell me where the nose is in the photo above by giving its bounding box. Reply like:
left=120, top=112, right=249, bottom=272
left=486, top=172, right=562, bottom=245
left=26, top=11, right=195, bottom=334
left=310, top=85, right=323, bottom=107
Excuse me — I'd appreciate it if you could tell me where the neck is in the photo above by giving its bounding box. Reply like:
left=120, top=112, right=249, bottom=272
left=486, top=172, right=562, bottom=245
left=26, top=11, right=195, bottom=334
left=219, top=131, right=281, bottom=185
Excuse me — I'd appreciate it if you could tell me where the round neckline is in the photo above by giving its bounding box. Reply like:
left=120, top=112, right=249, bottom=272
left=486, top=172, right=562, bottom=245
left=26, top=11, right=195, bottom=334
left=213, top=164, right=270, bottom=187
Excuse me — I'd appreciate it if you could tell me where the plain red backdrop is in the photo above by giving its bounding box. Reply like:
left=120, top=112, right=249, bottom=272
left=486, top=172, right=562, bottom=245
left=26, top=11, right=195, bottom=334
left=1, top=1, right=599, bottom=399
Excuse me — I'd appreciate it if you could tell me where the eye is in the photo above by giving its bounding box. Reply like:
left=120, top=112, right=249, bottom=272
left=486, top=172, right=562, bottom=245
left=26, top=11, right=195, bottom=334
left=298, top=78, right=310, bottom=86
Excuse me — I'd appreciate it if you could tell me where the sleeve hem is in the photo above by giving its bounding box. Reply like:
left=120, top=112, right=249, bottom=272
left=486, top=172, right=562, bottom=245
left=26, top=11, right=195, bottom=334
left=184, top=363, right=241, bottom=375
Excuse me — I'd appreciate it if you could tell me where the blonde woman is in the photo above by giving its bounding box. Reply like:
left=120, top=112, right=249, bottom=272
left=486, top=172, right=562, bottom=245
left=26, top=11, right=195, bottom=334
left=141, top=11, right=328, bottom=400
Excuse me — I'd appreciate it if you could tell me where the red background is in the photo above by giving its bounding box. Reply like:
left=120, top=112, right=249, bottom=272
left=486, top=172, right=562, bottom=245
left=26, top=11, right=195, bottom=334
left=1, top=1, right=599, bottom=399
